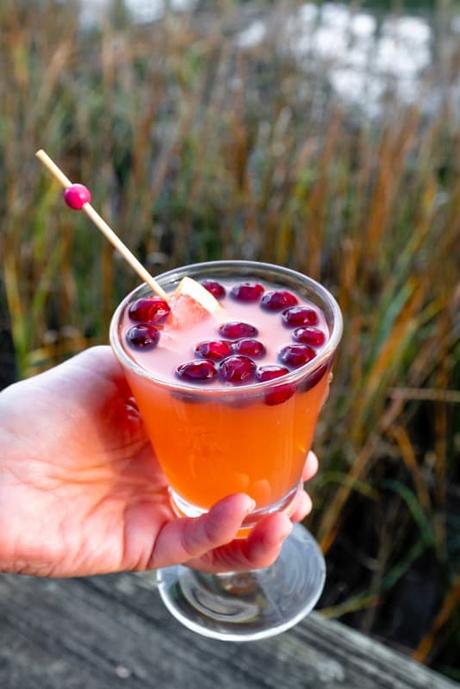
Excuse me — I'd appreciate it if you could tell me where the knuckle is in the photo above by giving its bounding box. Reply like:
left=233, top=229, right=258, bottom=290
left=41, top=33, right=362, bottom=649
left=202, top=514, right=224, bottom=545
left=181, top=519, right=203, bottom=558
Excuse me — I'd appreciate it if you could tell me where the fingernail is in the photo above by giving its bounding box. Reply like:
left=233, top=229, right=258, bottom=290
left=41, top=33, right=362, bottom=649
left=279, top=521, right=293, bottom=543
left=246, top=498, right=256, bottom=513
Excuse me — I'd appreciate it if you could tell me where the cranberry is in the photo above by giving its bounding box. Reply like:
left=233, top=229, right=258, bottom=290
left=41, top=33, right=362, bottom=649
left=201, top=280, right=226, bottom=300
left=194, top=340, right=232, bottom=362
left=219, top=355, right=256, bottom=384
left=282, top=306, right=319, bottom=328
left=261, top=290, right=298, bottom=311
left=265, top=386, right=296, bottom=405
left=218, top=322, right=258, bottom=339
left=128, top=297, right=171, bottom=324
left=299, top=363, right=329, bottom=392
left=232, top=339, right=266, bottom=359
left=63, top=183, right=91, bottom=210
left=126, top=325, right=160, bottom=350
left=279, top=344, right=316, bottom=368
left=230, top=282, right=265, bottom=302
left=256, top=365, right=289, bottom=382
left=256, top=365, right=295, bottom=406
left=293, top=326, right=326, bottom=347
left=176, top=360, right=217, bottom=382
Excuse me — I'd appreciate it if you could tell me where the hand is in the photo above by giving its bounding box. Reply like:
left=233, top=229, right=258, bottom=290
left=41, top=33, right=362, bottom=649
left=0, top=347, right=318, bottom=577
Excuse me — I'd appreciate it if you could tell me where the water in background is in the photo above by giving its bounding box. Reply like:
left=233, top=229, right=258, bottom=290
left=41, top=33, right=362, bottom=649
left=80, top=0, right=198, bottom=25
left=78, top=0, right=460, bottom=117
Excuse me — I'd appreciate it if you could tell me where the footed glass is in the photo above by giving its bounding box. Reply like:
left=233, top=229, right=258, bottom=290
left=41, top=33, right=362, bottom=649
left=110, top=261, right=342, bottom=641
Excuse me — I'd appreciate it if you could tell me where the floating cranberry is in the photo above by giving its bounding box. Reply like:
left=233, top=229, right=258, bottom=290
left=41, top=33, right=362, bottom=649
left=255, top=365, right=289, bottom=382
left=265, top=386, right=296, bottom=406
left=230, top=282, right=265, bottom=302
left=219, top=355, right=256, bottom=384
left=293, top=326, right=326, bottom=347
left=279, top=344, right=316, bottom=368
left=256, top=365, right=295, bottom=406
left=282, top=306, right=319, bottom=328
left=261, top=290, right=298, bottom=311
left=232, top=339, right=266, bottom=359
left=126, top=324, right=160, bottom=350
left=194, top=340, right=232, bottom=362
left=176, top=360, right=217, bottom=382
left=218, top=321, right=258, bottom=339
left=201, top=280, right=226, bottom=300
left=63, top=183, right=91, bottom=210
left=128, top=297, right=171, bottom=324
left=299, top=363, right=329, bottom=392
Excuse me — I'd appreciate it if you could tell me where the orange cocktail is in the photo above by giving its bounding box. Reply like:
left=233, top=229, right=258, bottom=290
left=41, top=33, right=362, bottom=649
left=110, top=261, right=339, bottom=525
left=125, top=365, right=329, bottom=513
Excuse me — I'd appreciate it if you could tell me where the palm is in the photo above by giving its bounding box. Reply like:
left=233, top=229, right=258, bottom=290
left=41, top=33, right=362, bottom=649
left=0, top=347, right=314, bottom=577
left=0, top=347, right=172, bottom=575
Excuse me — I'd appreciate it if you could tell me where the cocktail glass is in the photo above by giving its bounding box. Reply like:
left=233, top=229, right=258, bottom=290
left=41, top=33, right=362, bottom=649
left=110, top=260, right=342, bottom=641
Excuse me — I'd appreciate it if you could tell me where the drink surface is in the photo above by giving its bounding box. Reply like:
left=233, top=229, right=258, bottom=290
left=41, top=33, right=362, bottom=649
left=117, top=277, right=332, bottom=513
left=120, top=278, right=329, bottom=386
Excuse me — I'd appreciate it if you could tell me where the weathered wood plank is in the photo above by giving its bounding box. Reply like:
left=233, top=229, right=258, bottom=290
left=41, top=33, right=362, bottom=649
left=0, top=573, right=456, bottom=689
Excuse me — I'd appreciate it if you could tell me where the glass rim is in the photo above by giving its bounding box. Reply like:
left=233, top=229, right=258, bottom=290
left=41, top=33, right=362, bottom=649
left=109, top=260, right=343, bottom=396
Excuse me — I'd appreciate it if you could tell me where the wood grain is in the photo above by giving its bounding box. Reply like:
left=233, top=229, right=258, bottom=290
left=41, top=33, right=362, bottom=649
left=0, top=573, right=457, bottom=689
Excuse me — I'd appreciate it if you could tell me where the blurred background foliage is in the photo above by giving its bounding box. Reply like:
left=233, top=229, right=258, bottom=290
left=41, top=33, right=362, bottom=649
left=0, top=0, right=459, bottom=679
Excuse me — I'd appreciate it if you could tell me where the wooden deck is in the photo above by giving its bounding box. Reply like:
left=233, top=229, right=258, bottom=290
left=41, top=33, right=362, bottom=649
left=0, top=572, right=457, bottom=689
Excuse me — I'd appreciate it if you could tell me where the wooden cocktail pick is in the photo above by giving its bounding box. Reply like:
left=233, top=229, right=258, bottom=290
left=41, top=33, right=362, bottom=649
left=35, top=149, right=169, bottom=300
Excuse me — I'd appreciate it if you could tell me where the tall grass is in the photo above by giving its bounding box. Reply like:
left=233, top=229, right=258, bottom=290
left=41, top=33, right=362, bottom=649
left=0, top=0, right=459, bottom=678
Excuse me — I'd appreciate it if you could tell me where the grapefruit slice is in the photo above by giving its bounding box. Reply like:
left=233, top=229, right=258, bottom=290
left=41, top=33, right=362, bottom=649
left=169, top=276, right=221, bottom=329
left=176, top=277, right=221, bottom=314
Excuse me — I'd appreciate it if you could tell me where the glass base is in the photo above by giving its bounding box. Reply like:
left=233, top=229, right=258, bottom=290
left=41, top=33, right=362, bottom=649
left=156, top=525, right=326, bottom=642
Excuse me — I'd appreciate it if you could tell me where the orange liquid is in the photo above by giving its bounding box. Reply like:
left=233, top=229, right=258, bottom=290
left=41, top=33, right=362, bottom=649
left=126, top=368, right=329, bottom=509
left=120, top=280, right=331, bottom=511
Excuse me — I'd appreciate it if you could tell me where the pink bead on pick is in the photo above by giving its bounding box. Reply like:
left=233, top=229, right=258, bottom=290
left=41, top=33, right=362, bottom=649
left=64, top=183, right=91, bottom=210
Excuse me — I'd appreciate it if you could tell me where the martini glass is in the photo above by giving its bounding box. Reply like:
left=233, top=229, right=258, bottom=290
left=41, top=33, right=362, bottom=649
left=110, top=260, right=342, bottom=641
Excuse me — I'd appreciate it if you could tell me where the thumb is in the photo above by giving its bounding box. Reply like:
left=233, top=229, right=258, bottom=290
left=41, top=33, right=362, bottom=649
left=148, top=494, right=255, bottom=569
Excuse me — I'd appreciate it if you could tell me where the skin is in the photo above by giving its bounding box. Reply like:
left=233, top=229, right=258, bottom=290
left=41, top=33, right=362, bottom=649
left=0, top=347, right=318, bottom=577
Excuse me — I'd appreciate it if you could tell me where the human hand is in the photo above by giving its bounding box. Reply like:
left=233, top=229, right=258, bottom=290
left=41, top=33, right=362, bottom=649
left=0, top=347, right=318, bottom=577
